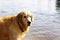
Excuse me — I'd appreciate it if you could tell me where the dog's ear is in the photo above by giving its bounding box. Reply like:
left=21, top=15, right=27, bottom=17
left=17, top=12, right=23, bottom=21
left=31, top=15, right=34, bottom=22
left=17, top=12, right=27, bottom=32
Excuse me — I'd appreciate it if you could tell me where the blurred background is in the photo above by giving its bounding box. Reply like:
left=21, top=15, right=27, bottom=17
left=0, top=0, right=60, bottom=40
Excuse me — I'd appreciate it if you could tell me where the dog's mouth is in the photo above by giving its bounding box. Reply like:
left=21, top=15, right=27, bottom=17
left=27, top=21, right=31, bottom=26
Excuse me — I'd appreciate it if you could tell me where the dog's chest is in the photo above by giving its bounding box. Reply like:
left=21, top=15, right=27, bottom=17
left=9, top=25, right=25, bottom=40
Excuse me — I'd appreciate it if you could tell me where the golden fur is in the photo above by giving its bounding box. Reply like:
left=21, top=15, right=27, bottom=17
left=0, top=11, right=34, bottom=40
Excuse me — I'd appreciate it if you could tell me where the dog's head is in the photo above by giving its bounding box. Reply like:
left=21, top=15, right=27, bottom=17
left=17, top=11, right=34, bottom=32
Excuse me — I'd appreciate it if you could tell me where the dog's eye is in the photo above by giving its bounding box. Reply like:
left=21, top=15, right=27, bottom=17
left=24, top=16, right=27, bottom=18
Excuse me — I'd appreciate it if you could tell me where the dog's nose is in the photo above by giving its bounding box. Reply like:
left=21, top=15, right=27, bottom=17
left=27, top=21, right=31, bottom=26
left=27, top=21, right=31, bottom=24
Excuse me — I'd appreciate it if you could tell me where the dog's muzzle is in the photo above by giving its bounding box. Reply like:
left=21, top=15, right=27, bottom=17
left=27, top=21, right=31, bottom=26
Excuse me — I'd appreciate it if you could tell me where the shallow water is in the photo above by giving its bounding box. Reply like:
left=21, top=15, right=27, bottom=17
left=23, top=7, right=60, bottom=40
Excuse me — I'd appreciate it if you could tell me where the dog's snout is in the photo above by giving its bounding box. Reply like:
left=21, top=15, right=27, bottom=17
left=27, top=21, right=31, bottom=26
left=27, top=21, right=31, bottom=24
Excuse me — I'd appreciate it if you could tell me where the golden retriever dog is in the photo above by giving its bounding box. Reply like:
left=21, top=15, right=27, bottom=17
left=0, top=10, right=34, bottom=40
